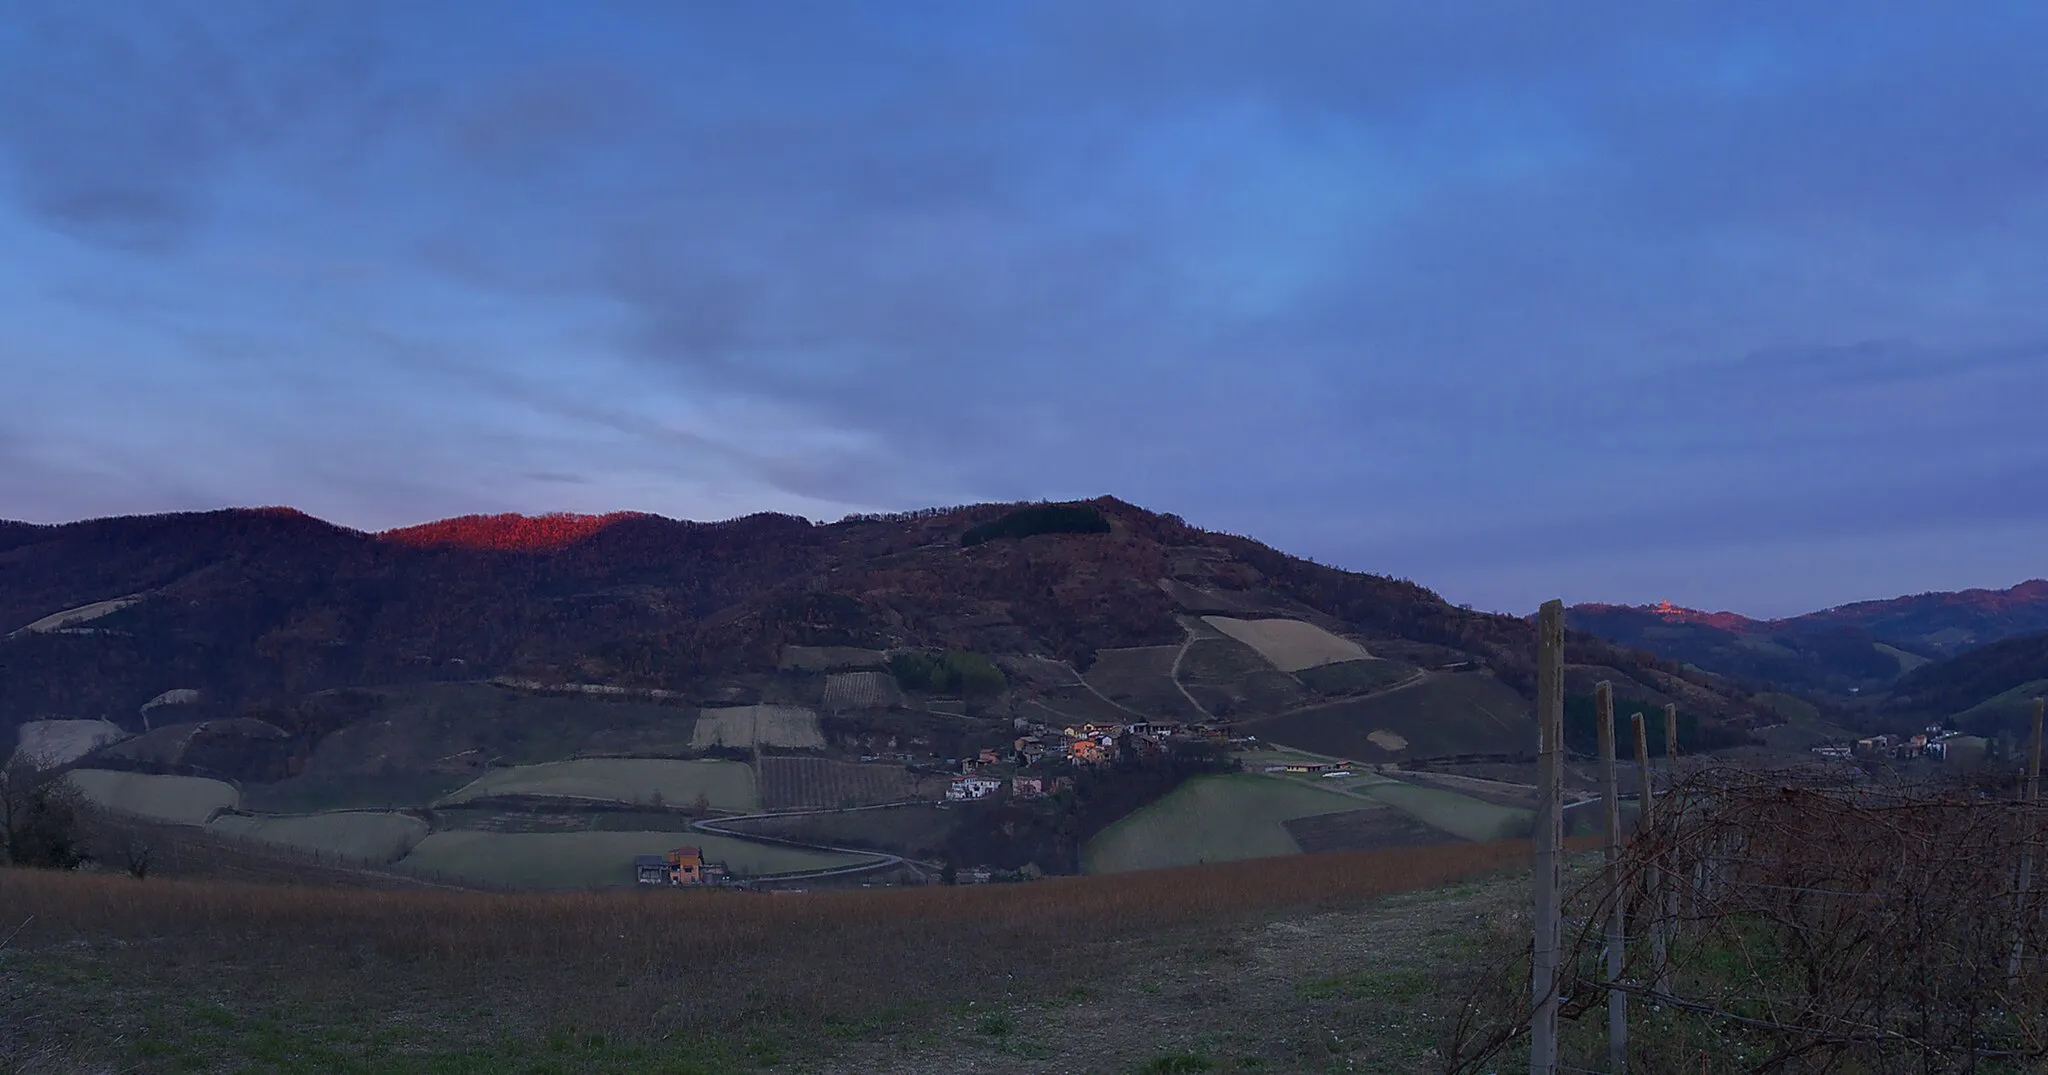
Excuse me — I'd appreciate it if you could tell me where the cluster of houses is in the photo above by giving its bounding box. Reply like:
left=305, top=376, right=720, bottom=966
left=633, top=845, right=734, bottom=887
left=1261, top=759, right=1358, bottom=776
left=1813, top=725, right=1990, bottom=763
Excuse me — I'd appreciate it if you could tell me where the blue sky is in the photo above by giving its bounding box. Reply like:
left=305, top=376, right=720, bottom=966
left=3, top=2, right=2045, bottom=618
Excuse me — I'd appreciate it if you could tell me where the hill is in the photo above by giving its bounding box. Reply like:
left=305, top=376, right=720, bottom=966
left=1568, top=579, right=2048, bottom=696
left=2, top=497, right=1769, bottom=877
left=1879, top=630, right=2048, bottom=742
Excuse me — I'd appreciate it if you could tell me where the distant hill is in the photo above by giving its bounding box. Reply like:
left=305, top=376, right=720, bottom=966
left=1881, top=630, right=2048, bottom=742
left=1568, top=580, right=2048, bottom=696
left=1, top=498, right=1764, bottom=743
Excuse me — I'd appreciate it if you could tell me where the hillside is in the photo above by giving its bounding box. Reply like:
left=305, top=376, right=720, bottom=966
left=1569, top=579, right=2048, bottom=696
left=1881, top=630, right=2048, bottom=741
left=2, top=497, right=1768, bottom=878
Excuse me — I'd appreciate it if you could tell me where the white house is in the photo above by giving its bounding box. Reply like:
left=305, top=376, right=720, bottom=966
left=947, top=776, right=1003, bottom=801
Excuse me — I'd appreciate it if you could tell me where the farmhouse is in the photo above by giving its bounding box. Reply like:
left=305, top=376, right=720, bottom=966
left=634, top=845, right=728, bottom=886
left=947, top=776, right=1003, bottom=801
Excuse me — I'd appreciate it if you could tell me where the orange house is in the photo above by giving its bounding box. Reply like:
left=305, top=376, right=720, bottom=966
left=665, top=846, right=706, bottom=885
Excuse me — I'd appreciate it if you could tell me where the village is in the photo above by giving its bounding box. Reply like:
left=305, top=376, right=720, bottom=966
left=1810, top=723, right=1991, bottom=764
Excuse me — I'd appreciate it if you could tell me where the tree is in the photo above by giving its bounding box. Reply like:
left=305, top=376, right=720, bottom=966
left=1, top=757, right=86, bottom=870
left=940, top=860, right=958, bottom=886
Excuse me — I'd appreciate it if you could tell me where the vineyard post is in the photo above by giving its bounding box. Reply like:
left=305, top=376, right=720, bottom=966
left=1634, top=710, right=1666, bottom=997
left=2008, top=697, right=2046, bottom=983
left=1597, top=682, right=1627, bottom=1071
left=1531, top=600, right=1565, bottom=1075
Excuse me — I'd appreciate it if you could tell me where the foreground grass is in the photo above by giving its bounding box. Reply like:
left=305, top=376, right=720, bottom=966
left=1, top=840, right=1548, bottom=1072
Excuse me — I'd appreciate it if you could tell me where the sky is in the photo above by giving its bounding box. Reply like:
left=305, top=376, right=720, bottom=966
left=3, top=2, right=2046, bottom=619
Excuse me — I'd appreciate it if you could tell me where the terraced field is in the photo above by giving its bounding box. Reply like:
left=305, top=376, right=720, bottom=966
left=1201, top=617, right=1371, bottom=672
left=757, top=756, right=950, bottom=810
left=689, top=705, right=825, bottom=749
left=1177, top=635, right=1308, bottom=718
left=438, top=759, right=758, bottom=811
left=65, top=770, right=239, bottom=825
left=1254, top=673, right=1530, bottom=761
left=1082, top=773, right=1381, bottom=874
left=208, top=811, right=428, bottom=863
left=396, top=830, right=867, bottom=888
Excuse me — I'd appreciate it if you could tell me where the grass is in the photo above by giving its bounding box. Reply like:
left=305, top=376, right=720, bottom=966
left=438, top=758, right=759, bottom=811
left=1082, top=773, right=1380, bottom=873
left=208, top=811, right=429, bottom=863
left=1253, top=671, right=1529, bottom=761
left=241, top=772, right=470, bottom=813
left=11, top=718, right=128, bottom=767
left=394, top=830, right=867, bottom=887
left=63, top=768, right=239, bottom=824
left=1356, top=778, right=1532, bottom=842
left=1199, top=617, right=1370, bottom=672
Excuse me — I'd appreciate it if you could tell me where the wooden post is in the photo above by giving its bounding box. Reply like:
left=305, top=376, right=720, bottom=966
left=1634, top=711, right=1666, bottom=997
left=1665, top=704, right=1684, bottom=938
left=2008, top=698, right=2045, bottom=982
left=1531, top=600, right=1565, bottom=1075
left=1598, top=682, right=1627, bottom=1071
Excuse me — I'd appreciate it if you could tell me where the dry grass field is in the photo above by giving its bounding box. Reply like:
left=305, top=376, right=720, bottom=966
left=0, top=840, right=1551, bottom=1072
left=1254, top=672, right=1530, bottom=761
left=7, top=595, right=142, bottom=636
left=1200, top=616, right=1371, bottom=672
left=689, top=705, right=826, bottom=749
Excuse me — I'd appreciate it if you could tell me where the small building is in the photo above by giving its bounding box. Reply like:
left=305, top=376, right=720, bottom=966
left=633, top=854, right=669, bottom=885
left=1012, top=775, right=1045, bottom=798
left=977, top=748, right=1002, bottom=766
left=636, top=845, right=725, bottom=886
left=948, top=776, right=1003, bottom=801
left=1068, top=739, right=1109, bottom=765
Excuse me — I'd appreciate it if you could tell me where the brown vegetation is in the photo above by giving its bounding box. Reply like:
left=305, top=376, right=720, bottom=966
left=3, top=839, right=1540, bottom=1040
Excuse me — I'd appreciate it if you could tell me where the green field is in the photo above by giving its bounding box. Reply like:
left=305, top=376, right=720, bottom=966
left=395, top=830, right=867, bottom=888
left=65, top=769, right=239, bottom=825
left=1355, top=778, right=1531, bottom=842
left=1254, top=672, right=1530, bottom=761
left=240, top=772, right=469, bottom=813
left=207, top=811, right=429, bottom=863
left=1082, top=773, right=1382, bottom=874
left=438, top=759, right=759, bottom=811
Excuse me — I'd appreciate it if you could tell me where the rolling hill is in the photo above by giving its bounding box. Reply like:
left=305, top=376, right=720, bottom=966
left=3, top=497, right=1772, bottom=877
left=1569, top=579, right=2048, bottom=696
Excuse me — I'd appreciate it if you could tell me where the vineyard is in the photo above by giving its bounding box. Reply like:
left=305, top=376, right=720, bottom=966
left=758, top=756, right=949, bottom=810
left=821, top=671, right=901, bottom=711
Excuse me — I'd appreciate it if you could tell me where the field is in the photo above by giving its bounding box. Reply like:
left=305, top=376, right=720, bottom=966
left=64, top=769, right=240, bottom=824
left=757, top=756, right=948, bottom=810
left=719, top=803, right=962, bottom=860
left=8, top=595, right=142, bottom=636
left=240, top=772, right=469, bottom=813
left=1082, top=773, right=1383, bottom=873
left=208, top=811, right=429, bottom=863
left=395, top=830, right=868, bottom=887
left=1176, top=634, right=1309, bottom=718
left=1294, top=658, right=1420, bottom=696
left=1021, top=686, right=1134, bottom=726
left=1356, top=776, right=1532, bottom=842
left=1253, top=672, right=1530, bottom=761
left=1082, top=645, right=1202, bottom=719
left=1201, top=616, right=1371, bottom=672
left=438, top=759, right=759, bottom=811
left=11, top=718, right=128, bottom=767
left=290, top=683, right=698, bottom=784
left=1, top=839, right=1553, bottom=1072
left=820, top=671, right=901, bottom=711
left=1283, top=807, right=1459, bottom=853
left=690, top=705, right=826, bottom=749
left=1874, top=641, right=1933, bottom=674
left=777, top=645, right=886, bottom=671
